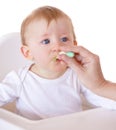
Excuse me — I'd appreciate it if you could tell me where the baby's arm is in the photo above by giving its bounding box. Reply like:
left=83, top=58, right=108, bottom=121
left=0, top=71, right=20, bottom=106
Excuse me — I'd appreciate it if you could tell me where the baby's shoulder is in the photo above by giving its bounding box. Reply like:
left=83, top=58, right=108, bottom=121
left=17, top=63, right=32, bottom=81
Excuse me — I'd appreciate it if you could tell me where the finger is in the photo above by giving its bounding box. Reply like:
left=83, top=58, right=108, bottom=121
left=61, top=55, right=84, bottom=74
left=75, top=46, right=96, bottom=58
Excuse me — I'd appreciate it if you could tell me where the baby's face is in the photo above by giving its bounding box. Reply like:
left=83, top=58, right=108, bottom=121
left=24, top=18, right=75, bottom=76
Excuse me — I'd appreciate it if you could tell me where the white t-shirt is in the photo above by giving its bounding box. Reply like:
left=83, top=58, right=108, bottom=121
left=0, top=64, right=116, bottom=120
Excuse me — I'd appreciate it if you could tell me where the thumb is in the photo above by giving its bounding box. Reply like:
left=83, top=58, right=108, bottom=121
left=61, top=55, right=84, bottom=74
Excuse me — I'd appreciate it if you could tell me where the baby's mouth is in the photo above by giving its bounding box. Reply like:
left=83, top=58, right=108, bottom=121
left=53, top=56, right=61, bottom=62
left=53, top=53, right=62, bottom=62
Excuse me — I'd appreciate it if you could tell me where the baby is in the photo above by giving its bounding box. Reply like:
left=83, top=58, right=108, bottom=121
left=0, top=6, right=116, bottom=120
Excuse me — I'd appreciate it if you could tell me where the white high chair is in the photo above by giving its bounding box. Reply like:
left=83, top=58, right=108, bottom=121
left=0, top=32, right=30, bottom=81
left=0, top=32, right=30, bottom=112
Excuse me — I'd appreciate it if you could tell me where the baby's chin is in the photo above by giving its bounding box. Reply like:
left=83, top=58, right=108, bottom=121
left=52, top=67, right=68, bottom=78
left=55, top=64, right=68, bottom=72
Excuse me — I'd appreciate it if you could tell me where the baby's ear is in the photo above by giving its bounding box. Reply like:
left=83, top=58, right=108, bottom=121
left=20, top=45, right=33, bottom=60
left=74, top=40, right=78, bottom=45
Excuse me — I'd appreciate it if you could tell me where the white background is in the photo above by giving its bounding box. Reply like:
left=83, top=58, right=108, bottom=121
left=0, top=0, right=116, bottom=81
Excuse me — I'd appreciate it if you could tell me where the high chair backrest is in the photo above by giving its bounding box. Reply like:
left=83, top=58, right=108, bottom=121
left=0, top=32, right=30, bottom=81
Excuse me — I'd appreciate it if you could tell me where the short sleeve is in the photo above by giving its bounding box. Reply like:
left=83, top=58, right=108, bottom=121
left=0, top=71, right=21, bottom=106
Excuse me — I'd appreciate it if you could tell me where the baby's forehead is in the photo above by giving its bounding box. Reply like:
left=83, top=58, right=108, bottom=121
left=25, top=18, right=73, bottom=40
left=33, top=15, right=69, bottom=24
left=28, top=16, right=72, bottom=29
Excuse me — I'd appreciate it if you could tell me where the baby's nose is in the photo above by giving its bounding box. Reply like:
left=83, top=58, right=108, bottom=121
left=52, top=42, right=62, bottom=52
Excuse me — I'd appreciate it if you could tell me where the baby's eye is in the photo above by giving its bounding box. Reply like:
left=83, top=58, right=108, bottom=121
left=61, top=37, right=68, bottom=42
left=41, top=39, right=50, bottom=44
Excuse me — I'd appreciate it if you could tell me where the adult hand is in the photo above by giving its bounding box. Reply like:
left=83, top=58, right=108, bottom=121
left=59, top=45, right=116, bottom=100
left=60, top=45, right=106, bottom=91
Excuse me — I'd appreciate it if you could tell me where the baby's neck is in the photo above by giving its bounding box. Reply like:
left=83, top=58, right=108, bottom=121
left=30, top=64, right=67, bottom=79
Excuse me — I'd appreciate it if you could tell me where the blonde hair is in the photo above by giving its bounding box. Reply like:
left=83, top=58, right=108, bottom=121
left=21, top=6, right=76, bottom=45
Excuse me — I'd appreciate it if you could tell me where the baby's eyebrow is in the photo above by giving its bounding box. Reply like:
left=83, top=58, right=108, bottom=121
left=41, top=34, right=49, bottom=37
